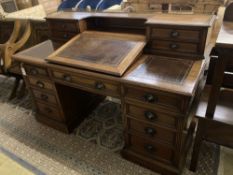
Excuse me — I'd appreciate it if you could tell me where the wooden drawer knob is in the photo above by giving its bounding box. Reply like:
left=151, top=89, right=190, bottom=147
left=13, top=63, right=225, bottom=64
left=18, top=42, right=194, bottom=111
left=44, top=107, right=52, bottom=113
left=63, top=33, right=68, bottom=39
left=169, top=43, right=179, bottom=49
left=40, top=94, right=48, bottom=101
left=144, top=111, right=157, bottom=121
left=170, top=31, right=179, bottom=38
left=95, top=82, right=105, bottom=90
left=63, top=74, right=72, bottom=82
left=30, top=68, right=38, bottom=75
left=36, top=81, right=45, bottom=88
left=144, top=93, right=157, bottom=103
left=144, top=144, right=156, bottom=153
left=145, top=127, right=156, bottom=136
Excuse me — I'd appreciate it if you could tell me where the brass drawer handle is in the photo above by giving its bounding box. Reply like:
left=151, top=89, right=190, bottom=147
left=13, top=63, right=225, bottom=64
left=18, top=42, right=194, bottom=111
left=170, top=30, right=180, bottom=38
left=63, top=74, right=72, bottom=82
left=95, top=82, right=105, bottom=90
left=169, top=43, right=179, bottom=49
left=36, top=81, right=45, bottom=88
left=30, top=68, right=38, bottom=75
left=144, top=93, right=157, bottom=103
left=40, top=94, right=48, bottom=101
left=144, top=144, right=156, bottom=153
left=145, top=127, right=156, bottom=136
left=144, top=111, right=157, bottom=121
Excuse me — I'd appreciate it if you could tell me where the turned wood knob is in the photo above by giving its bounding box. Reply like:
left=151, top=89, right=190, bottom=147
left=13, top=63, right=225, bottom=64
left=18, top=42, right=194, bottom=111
left=30, top=68, right=38, bottom=75
left=63, top=74, right=71, bottom=82
left=44, top=107, right=52, bottom=113
left=144, top=111, right=157, bottom=121
left=145, top=127, right=156, bottom=136
left=41, top=94, right=48, bottom=101
left=170, top=31, right=179, bottom=38
left=95, top=82, right=105, bottom=90
left=169, top=43, right=179, bottom=49
left=144, top=93, right=156, bottom=103
left=144, top=144, right=156, bottom=153
left=36, top=81, right=44, bottom=88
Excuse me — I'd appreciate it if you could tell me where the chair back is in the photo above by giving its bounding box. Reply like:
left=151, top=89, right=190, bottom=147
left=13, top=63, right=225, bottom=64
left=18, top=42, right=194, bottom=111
left=224, top=1, right=233, bottom=21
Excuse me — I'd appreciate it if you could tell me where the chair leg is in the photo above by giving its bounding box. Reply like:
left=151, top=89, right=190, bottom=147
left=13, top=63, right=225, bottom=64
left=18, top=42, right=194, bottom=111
left=8, top=77, right=21, bottom=100
left=190, top=119, right=206, bottom=172
left=17, top=81, right=26, bottom=98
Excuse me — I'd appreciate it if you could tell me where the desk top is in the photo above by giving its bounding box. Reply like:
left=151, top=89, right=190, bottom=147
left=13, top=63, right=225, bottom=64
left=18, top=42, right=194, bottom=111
left=216, top=22, right=233, bottom=49
left=13, top=40, right=204, bottom=96
left=46, top=11, right=214, bottom=27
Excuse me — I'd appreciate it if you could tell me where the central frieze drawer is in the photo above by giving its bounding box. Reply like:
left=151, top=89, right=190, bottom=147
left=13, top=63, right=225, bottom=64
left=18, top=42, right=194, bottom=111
left=151, top=40, right=198, bottom=54
left=52, top=70, right=121, bottom=97
left=48, top=20, right=79, bottom=33
left=24, top=64, right=48, bottom=77
left=124, top=86, right=184, bottom=112
left=128, top=118, right=176, bottom=144
left=51, top=31, right=77, bottom=41
left=126, top=104, right=177, bottom=129
left=151, top=28, right=200, bottom=42
left=128, top=134, right=174, bottom=163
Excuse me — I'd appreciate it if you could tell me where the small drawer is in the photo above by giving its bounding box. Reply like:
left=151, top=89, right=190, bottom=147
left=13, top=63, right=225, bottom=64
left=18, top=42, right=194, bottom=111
left=126, top=104, right=177, bottom=129
left=24, top=65, right=48, bottom=77
left=48, top=20, right=79, bottom=32
left=128, top=134, right=174, bottom=163
left=36, top=101, right=63, bottom=122
left=151, top=28, right=200, bottom=42
left=32, top=88, right=57, bottom=105
left=52, top=70, right=121, bottom=97
left=128, top=118, right=176, bottom=143
left=51, top=31, right=77, bottom=41
left=124, top=86, right=183, bottom=112
left=151, top=40, right=198, bottom=54
left=28, top=77, right=53, bottom=91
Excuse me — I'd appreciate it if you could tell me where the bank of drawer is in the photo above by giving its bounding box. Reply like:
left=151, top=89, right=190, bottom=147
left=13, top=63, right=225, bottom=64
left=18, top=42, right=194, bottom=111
left=124, top=86, right=183, bottom=112
left=52, top=70, right=121, bottom=97
left=128, top=118, right=176, bottom=144
left=28, top=77, right=53, bottom=91
left=151, top=40, right=198, bottom=54
left=48, top=20, right=79, bottom=32
left=32, top=88, right=57, bottom=105
left=51, top=31, right=77, bottom=41
left=36, top=101, right=63, bottom=122
left=151, top=28, right=200, bottom=42
left=128, top=134, right=174, bottom=163
left=126, top=104, right=177, bottom=129
left=24, top=64, right=48, bottom=77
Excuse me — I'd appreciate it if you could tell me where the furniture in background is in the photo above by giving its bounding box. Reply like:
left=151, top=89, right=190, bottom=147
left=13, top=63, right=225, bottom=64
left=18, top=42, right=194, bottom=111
left=0, top=0, right=18, bottom=12
left=190, top=2, right=233, bottom=171
left=13, top=12, right=215, bottom=175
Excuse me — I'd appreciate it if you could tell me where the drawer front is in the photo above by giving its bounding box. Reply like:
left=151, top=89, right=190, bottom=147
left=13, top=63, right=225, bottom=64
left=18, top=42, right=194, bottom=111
left=28, top=77, right=53, bottom=91
left=126, top=104, right=177, bottom=129
left=125, top=86, right=183, bottom=112
left=24, top=65, right=48, bottom=77
left=36, top=101, right=63, bottom=122
left=52, top=70, right=121, bottom=97
left=51, top=31, right=77, bottom=41
left=128, top=118, right=176, bottom=143
left=32, top=89, right=57, bottom=105
left=48, top=20, right=79, bottom=32
left=151, top=28, right=200, bottom=42
left=128, top=134, right=174, bottom=163
left=151, top=40, right=198, bottom=54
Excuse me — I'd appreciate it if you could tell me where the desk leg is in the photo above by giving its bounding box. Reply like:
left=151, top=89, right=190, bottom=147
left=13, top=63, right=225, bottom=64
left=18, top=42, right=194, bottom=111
left=205, top=49, right=229, bottom=117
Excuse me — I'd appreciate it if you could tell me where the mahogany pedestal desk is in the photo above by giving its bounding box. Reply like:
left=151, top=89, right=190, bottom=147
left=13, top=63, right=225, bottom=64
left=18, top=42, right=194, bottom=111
left=13, top=12, right=215, bottom=175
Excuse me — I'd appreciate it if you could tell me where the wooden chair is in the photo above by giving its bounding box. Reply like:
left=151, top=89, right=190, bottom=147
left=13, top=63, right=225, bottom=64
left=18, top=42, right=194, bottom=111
left=190, top=3, right=233, bottom=171
left=0, top=19, right=31, bottom=99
